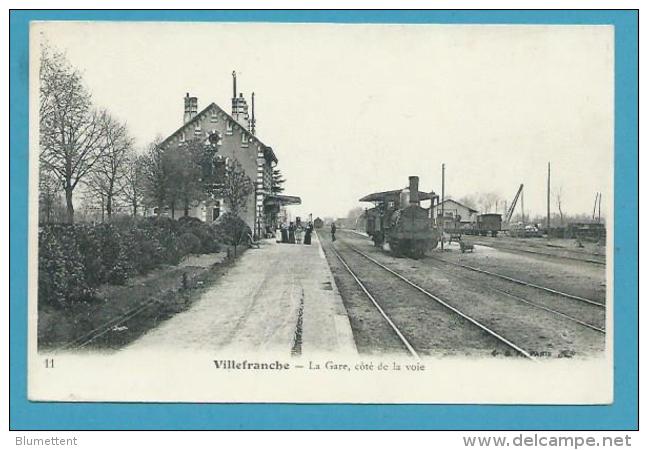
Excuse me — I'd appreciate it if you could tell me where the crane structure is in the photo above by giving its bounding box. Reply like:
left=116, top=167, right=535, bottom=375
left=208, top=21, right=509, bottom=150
left=505, top=184, right=524, bottom=225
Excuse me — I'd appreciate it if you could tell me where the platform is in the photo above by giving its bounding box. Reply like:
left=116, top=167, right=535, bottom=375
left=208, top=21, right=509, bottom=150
left=123, top=232, right=357, bottom=356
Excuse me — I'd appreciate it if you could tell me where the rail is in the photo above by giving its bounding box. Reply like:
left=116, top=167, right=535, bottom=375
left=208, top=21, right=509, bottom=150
left=329, top=245, right=420, bottom=359
left=338, top=242, right=536, bottom=360
left=424, top=259, right=605, bottom=334
left=428, top=256, right=604, bottom=308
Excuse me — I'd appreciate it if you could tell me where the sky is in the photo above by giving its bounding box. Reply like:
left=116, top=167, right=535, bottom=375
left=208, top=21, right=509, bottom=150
left=32, top=22, right=614, bottom=219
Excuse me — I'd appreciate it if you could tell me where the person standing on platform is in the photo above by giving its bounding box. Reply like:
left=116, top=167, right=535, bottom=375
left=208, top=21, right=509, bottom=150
left=304, top=222, right=313, bottom=245
left=280, top=223, right=289, bottom=243
left=289, top=222, right=296, bottom=244
left=295, top=224, right=303, bottom=244
left=330, top=222, right=337, bottom=242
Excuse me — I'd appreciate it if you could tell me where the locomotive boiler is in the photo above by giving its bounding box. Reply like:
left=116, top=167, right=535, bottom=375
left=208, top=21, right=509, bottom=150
left=361, top=176, right=440, bottom=259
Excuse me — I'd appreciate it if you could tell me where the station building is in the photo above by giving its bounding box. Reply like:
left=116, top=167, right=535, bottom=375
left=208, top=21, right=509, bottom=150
left=159, top=72, right=300, bottom=237
left=432, top=199, right=478, bottom=225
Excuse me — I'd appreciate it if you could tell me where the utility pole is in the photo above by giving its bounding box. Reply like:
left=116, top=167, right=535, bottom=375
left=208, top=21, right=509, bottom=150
left=441, top=163, right=445, bottom=252
left=592, top=192, right=599, bottom=221
left=597, top=193, right=602, bottom=224
left=521, top=187, right=525, bottom=224
left=547, top=162, right=551, bottom=238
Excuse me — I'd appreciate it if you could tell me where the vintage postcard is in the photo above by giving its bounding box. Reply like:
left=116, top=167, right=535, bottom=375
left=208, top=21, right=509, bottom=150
left=28, top=21, right=613, bottom=404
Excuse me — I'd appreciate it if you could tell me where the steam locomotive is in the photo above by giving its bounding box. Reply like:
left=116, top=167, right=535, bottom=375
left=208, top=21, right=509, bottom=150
left=361, top=176, right=440, bottom=259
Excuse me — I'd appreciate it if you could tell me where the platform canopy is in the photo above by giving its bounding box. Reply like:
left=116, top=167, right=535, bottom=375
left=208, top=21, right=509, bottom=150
left=264, top=194, right=302, bottom=207
left=359, top=189, right=435, bottom=203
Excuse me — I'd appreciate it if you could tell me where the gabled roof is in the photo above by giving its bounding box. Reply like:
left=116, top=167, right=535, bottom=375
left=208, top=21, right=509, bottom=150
left=360, top=189, right=435, bottom=203
left=161, top=102, right=278, bottom=163
left=435, top=199, right=478, bottom=213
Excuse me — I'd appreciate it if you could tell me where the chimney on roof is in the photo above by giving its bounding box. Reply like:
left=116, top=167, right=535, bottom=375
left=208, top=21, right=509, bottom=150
left=232, top=71, right=237, bottom=104
left=251, top=92, right=256, bottom=135
left=231, top=71, right=250, bottom=130
left=409, top=176, right=420, bottom=205
left=183, top=93, right=198, bottom=124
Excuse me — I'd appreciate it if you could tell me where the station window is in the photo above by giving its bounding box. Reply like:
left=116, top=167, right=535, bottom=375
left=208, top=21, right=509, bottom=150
left=241, top=133, right=249, bottom=147
left=214, top=159, right=227, bottom=183
left=195, top=122, right=202, bottom=134
left=226, top=120, right=233, bottom=135
left=179, top=132, right=185, bottom=142
left=210, top=112, right=218, bottom=123
left=212, top=202, right=221, bottom=221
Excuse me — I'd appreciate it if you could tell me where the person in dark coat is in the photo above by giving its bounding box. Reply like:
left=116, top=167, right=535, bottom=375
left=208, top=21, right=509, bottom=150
left=304, top=222, right=313, bottom=245
left=330, top=222, right=337, bottom=242
left=280, top=223, right=289, bottom=243
left=288, top=222, right=296, bottom=244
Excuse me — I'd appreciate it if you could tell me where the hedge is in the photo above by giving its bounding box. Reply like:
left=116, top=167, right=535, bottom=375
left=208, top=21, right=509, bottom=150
left=38, top=216, right=223, bottom=308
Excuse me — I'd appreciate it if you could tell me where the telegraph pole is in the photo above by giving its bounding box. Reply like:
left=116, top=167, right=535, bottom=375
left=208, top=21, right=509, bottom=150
left=597, top=193, right=602, bottom=224
left=441, top=163, right=445, bottom=251
left=547, top=162, right=551, bottom=238
left=521, top=187, right=525, bottom=224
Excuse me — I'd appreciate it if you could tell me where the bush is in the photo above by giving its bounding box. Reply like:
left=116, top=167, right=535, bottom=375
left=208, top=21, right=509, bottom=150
left=133, top=218, right=183, bottom=265
left=38, top=225, right=94, bottom=307
left=38, top=215, right=226, bottom=307
left=178, top=216, right=221, bottom=253
left=178, top=232, right=201, bottom=255
left=124, top=226, right=162, bottom=274
left=212, top=213, right=250, bottom=256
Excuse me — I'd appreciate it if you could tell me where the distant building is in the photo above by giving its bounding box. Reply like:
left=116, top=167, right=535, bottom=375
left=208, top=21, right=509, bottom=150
left=432, top=199, right=478, bottom=225
left=159, top=72, right=299, bottom=236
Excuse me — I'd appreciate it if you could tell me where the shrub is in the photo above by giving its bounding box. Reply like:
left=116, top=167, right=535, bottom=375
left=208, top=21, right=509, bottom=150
left=125, top=227, right=162, bottom=274
left=178, top=216, right=220, bottom=253
left=38, top=215, right=224, bottom=307
left=76, top=224, right=134, bottom=286
left=212, top=213, right=250, bottom=256
left=75, top=224, right=104, bottom=287
left=38, top=225, right=94, bottom=307
left=178, top=232, right=201, bottom=255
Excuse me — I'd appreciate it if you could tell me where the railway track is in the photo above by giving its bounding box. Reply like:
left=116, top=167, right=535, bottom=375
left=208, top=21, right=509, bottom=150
left=329, top=242, right=536, bottom=360
left=425, top=257, right=605, bottom=334
left=469, top=240, right=606, bottom=266
left=428, top=255, right=604, bottom=308
left=61, top=298, right=161, bottom=350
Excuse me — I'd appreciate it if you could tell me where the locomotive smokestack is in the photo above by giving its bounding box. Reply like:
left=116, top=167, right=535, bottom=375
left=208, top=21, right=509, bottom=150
left=409, top=176, right=419, bottom=205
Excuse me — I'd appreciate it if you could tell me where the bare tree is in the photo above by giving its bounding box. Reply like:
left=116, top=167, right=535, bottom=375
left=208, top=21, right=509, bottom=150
left=39, top=171, right=64, bottom=223
left=554, top=186, right=565, bottom=225
left=84, top=113, right=133, bottom=218
left=166, top=140, right=207, bottom=217
left=120, top=150, right=146, bottom=217
left=214, top=159, right=254, bottom=218
left=477, top=192, right=502, bottom=213
left=80, top=182, right=108, bottom=222
left=39, top=43, right=109, bottom=223
left=140, top=137, right=169, bottom=216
